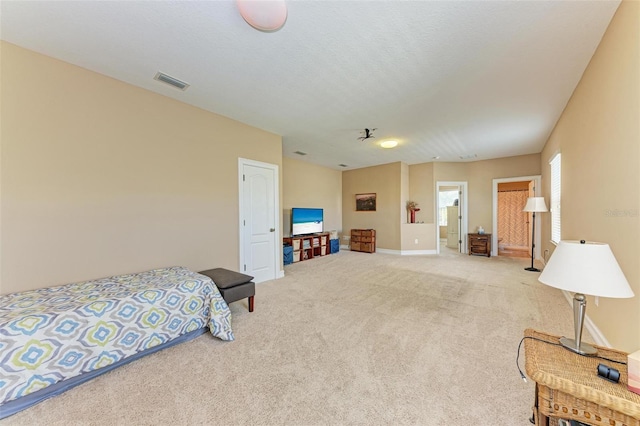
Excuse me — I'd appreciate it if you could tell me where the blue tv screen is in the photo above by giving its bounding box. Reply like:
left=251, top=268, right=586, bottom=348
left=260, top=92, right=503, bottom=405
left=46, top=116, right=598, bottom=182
left=291, top=208, right=323, bottom=236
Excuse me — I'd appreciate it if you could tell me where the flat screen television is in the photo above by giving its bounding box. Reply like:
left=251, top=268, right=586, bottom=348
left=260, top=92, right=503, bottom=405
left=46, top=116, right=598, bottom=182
left=291, top=207, right=323, bottom=236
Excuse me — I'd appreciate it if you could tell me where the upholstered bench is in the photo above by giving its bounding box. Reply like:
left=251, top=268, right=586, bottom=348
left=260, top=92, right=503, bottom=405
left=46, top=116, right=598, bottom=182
left=198, top=268, right=255, bottom=312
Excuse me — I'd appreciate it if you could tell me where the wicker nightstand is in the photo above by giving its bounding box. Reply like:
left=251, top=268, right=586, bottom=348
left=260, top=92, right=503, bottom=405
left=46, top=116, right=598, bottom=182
left=524, top=329, right=640, bottom=426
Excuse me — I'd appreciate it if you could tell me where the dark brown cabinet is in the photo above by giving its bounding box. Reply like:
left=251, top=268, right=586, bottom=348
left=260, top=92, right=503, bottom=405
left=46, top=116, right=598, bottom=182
left=468, top=233, right=491, bottom=257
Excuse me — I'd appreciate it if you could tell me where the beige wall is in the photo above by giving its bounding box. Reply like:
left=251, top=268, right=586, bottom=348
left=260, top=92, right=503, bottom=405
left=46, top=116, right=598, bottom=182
left=400, top=162, right=409, bottom=224
left=429, top=162, right=469, bottom=228
left=540, top=1, right=639, bottom=352
left=0, top=42, right=282, bottom=294
left=407, top=155, right=540, bottom=241
left=401, top=223, right=436, bottom=251
left=0, top=42, right=4, bottom=291
left=282, top=157, right=342, bottom=237
left=439, top=226, right=447, bottom=239
left=408, top=162, right=434, bottom=224
left=342, top=155, right=539, bottom=252
left=342, top=162, right=402, bottom=250
left=466, top=154, right=541, bottom=235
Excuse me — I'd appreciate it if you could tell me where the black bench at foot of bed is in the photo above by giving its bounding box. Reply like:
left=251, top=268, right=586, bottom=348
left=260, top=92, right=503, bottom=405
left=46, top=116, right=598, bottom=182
left=198, top=268, right=255, bottom=312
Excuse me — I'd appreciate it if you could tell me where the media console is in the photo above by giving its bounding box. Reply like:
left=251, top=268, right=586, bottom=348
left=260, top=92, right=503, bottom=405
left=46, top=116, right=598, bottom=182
left=283, top=233, right=330, bottom=263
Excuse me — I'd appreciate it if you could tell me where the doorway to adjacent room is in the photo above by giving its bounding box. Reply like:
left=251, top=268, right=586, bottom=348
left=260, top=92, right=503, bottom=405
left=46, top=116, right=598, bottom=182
left=491, top=175, right=542, bottom=259
left=436, top=181, right=468, bottom=254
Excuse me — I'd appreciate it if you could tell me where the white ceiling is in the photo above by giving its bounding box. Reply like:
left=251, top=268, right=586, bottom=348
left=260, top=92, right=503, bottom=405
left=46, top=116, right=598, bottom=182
left=1, top=1, right=619, bottom=170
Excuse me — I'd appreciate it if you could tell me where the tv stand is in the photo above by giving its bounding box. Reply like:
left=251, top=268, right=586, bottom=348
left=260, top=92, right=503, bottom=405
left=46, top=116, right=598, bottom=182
left=284, top=233, right=330, bottom=263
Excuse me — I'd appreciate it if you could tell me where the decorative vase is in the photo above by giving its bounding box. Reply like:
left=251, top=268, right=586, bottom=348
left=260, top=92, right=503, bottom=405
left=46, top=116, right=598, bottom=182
left=410, top=208, right=420, bottom=223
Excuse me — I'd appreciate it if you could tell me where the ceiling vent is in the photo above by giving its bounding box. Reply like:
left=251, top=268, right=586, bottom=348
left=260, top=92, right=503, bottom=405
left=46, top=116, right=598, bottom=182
left=154, top=72, right=190, bottom=91
left=294, top=151, right=307, bottom=156
left=459, top=154, right=477, bottom=160
left=339, top=164, right=348, bottom=168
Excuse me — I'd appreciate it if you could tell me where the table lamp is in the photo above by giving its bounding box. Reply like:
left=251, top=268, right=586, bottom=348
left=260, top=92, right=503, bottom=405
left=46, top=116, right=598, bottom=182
left=523, top=197, right=548, bottom=272
left=538, top=240, right=634, bottom=356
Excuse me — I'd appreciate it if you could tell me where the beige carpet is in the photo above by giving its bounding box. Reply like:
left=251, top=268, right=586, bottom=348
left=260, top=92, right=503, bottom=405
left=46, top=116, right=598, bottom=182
left=2, top=250, right=590, bottom=425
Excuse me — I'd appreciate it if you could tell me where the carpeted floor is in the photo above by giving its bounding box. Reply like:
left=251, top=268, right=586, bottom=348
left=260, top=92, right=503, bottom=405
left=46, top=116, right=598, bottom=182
left=2, top=250, right=589, bottom=425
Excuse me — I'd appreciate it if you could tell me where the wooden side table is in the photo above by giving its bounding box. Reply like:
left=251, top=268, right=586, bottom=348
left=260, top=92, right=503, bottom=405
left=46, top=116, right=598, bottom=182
left=468, top=233, right=491, bottom=257
left=524, top=329, right=640, bottom=426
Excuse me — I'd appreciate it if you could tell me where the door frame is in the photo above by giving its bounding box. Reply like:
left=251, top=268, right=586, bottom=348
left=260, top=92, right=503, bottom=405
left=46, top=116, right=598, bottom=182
left=238, top=158, right=282, bottom=282
left=492, top=175, right=542, bottom=258
left=435, top=181, right=468, bottom=254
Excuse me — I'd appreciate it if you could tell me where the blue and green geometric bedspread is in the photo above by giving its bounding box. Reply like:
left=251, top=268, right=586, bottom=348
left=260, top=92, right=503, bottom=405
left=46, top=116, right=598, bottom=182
left=0, top=266, right=234, bottom=409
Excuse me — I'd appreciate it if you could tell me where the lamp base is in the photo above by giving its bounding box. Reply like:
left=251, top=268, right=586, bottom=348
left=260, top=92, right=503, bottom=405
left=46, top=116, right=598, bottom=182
left=524, top=267, right=541, bottom=272
left=559, top=337, right=598, bottom=356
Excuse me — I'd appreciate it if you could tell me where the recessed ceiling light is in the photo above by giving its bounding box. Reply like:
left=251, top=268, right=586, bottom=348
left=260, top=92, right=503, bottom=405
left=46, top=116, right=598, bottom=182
left=432, top=156, right=440, bottom=160
left=294, top=151, right=307, bottom=156
left=380, top=140, right=398, bottom=149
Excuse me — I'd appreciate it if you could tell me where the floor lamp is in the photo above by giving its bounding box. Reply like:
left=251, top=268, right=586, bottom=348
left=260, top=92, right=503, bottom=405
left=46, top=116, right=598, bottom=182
left=523, top=197, right=547, bottom=272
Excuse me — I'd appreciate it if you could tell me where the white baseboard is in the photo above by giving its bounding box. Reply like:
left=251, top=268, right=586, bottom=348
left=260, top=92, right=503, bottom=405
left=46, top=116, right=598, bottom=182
left=400, top=249, right=437, bottom=255
left=276, top=270, right=285, bottom=279
left=340, top=244, right=350, bottom=250
left=561, top=290, right=611, bottom=348
left=372, top=248, right=437, bottom=256
left=376, top=248, right=400, bottom=255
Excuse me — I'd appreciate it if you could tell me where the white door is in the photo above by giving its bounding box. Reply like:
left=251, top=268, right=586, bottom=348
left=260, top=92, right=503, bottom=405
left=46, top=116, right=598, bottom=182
left=456, top=188, right=463, bottom=253
left=239, top=159, right=279, bottom=283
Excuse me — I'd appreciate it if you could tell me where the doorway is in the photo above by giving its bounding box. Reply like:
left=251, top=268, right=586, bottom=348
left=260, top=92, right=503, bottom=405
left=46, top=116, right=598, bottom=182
left=436, top=181, right=468, bottom=254
left=492, top=175, right=541, bottom=258
left=496, top=181, right=531, bottom=258
left=238, top=158, right=280, bottom=283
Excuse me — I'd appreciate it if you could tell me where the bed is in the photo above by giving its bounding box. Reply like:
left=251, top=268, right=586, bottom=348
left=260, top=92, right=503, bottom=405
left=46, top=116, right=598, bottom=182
left=0, top=266, right=234, bottom=418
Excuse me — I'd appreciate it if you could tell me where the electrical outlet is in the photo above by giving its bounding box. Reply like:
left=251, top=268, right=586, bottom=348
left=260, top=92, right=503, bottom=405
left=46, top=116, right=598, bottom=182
left=595, top=296, right=599, bottom=307
left=414, top=239, right=419, bottom=244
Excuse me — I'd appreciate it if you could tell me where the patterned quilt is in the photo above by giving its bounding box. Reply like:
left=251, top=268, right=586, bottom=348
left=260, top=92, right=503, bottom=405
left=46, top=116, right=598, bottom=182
left=0, top=266, right=234, bottom=406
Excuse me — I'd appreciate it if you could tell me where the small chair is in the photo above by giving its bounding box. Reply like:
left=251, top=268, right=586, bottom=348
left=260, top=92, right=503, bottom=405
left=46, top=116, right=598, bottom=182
left=198, top=268, right=255, bottom=312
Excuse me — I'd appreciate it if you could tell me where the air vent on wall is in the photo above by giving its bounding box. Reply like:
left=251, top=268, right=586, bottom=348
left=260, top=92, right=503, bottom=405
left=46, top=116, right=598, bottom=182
left=153, top=72, right=190, bottom=91
left=294, top=151, right=307, bottom=156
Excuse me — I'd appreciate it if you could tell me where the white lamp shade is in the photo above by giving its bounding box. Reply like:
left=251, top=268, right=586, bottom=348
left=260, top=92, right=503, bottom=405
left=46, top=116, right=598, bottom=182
left=237, top=0, right=287, bottom=32
left=523, top=197, right=548, bottom=212
left=538, top=240, right=634, bottom=298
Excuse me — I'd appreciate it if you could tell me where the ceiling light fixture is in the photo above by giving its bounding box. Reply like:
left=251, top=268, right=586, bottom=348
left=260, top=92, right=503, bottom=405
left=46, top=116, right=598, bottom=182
left=380, top=140, right=398, bottom=149
left=237, top=0, right=288, bottom=32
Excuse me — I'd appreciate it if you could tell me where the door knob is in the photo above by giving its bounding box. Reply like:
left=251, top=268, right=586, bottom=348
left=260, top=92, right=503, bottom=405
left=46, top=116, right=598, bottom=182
left=270, top=228, right=275, bottom=232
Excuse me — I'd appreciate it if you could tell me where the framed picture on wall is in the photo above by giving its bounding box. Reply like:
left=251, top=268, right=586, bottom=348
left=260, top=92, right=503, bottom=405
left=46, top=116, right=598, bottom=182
left=356, top=193, right=376, bottom=211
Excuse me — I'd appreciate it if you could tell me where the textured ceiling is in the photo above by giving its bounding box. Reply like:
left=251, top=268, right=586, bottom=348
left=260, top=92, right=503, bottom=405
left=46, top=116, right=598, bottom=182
left=1, top=1, right=619, bottom=170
